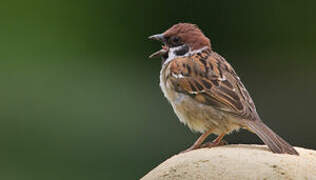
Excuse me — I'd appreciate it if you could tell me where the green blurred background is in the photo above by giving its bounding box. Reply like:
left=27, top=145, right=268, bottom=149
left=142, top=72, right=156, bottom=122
left=0, top=0, right=315, bottom=179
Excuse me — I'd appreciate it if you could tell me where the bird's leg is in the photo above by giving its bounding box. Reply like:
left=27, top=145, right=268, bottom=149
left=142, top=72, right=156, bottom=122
left=200, top=133, right=227, bottom=148
left=181, top=128, right=214, bottom=153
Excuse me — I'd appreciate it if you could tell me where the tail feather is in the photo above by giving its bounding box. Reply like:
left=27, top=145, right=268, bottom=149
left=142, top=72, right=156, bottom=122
left=245, top=120, right=299, bottom=155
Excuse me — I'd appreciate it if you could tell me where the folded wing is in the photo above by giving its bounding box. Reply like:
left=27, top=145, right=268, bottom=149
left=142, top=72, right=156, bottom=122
left=166, top=51, right=258, bottom=121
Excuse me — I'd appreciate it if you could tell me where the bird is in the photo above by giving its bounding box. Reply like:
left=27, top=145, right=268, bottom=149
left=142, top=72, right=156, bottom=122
left=148, top=23, right=298, bottom=155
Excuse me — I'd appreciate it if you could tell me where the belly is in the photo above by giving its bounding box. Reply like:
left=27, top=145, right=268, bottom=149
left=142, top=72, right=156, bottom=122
left=160, top=71, right=241, bottom=134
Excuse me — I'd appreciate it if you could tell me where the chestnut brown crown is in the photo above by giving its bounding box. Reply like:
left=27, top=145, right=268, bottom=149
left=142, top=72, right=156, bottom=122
left=148, top=23, right=212, bottom=59
left=163, top=23, right=211, bottom=50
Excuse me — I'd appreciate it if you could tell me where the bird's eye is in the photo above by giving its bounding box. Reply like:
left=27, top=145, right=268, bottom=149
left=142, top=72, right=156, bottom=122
left=172, top=36, right=180, bottom=43
left=170, top=36, right=181, bottom=47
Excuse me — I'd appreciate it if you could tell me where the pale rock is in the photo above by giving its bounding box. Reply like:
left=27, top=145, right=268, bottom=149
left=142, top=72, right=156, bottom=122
left=142, top=144, right=316, bottom=180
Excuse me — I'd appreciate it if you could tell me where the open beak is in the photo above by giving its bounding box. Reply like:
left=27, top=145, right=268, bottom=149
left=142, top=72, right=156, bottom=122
left=148, top=33, right=169, bottom=59
left=148, top=34, right=165, bottom=42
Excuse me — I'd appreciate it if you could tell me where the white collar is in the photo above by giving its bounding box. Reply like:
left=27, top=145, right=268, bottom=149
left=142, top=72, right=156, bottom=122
left=163, top=46, right=209, bottom=65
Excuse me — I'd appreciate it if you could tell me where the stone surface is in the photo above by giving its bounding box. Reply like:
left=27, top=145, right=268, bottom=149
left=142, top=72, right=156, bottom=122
left=142, top=144, right=316, bottom=180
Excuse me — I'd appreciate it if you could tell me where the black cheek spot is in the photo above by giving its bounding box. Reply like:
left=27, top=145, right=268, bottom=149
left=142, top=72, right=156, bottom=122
left=175, top=45, right=189, bottom=56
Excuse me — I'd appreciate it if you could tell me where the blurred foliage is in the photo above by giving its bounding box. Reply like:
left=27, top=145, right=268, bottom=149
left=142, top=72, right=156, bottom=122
left=0, top=0, right=315, bottom=179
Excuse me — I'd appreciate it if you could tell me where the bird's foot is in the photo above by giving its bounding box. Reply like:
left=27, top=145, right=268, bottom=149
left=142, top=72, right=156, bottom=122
left=180, top=145, right=198, bottom=154
left=200, top=139, right=228, bottom=148
left=180, top=139, right=228, bottom=154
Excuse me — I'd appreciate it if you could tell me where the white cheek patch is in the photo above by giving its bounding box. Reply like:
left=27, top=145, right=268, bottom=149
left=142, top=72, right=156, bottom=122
left=163, top=46, right=209, bottom=66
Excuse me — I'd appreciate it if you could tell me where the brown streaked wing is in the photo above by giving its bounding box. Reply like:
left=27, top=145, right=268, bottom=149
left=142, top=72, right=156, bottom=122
left=166, top=51, right=258, bottom=120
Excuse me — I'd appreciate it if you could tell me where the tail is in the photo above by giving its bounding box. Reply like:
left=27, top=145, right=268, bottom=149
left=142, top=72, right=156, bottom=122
left=245, top=120, right=299, bottom=155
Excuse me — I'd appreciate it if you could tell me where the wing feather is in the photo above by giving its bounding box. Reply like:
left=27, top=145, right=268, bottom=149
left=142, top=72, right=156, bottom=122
left=166, top=50, right=258, bottom=120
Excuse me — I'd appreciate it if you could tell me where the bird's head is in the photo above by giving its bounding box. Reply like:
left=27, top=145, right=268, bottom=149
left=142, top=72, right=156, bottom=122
left=149, top=23, right=211, bottom=61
